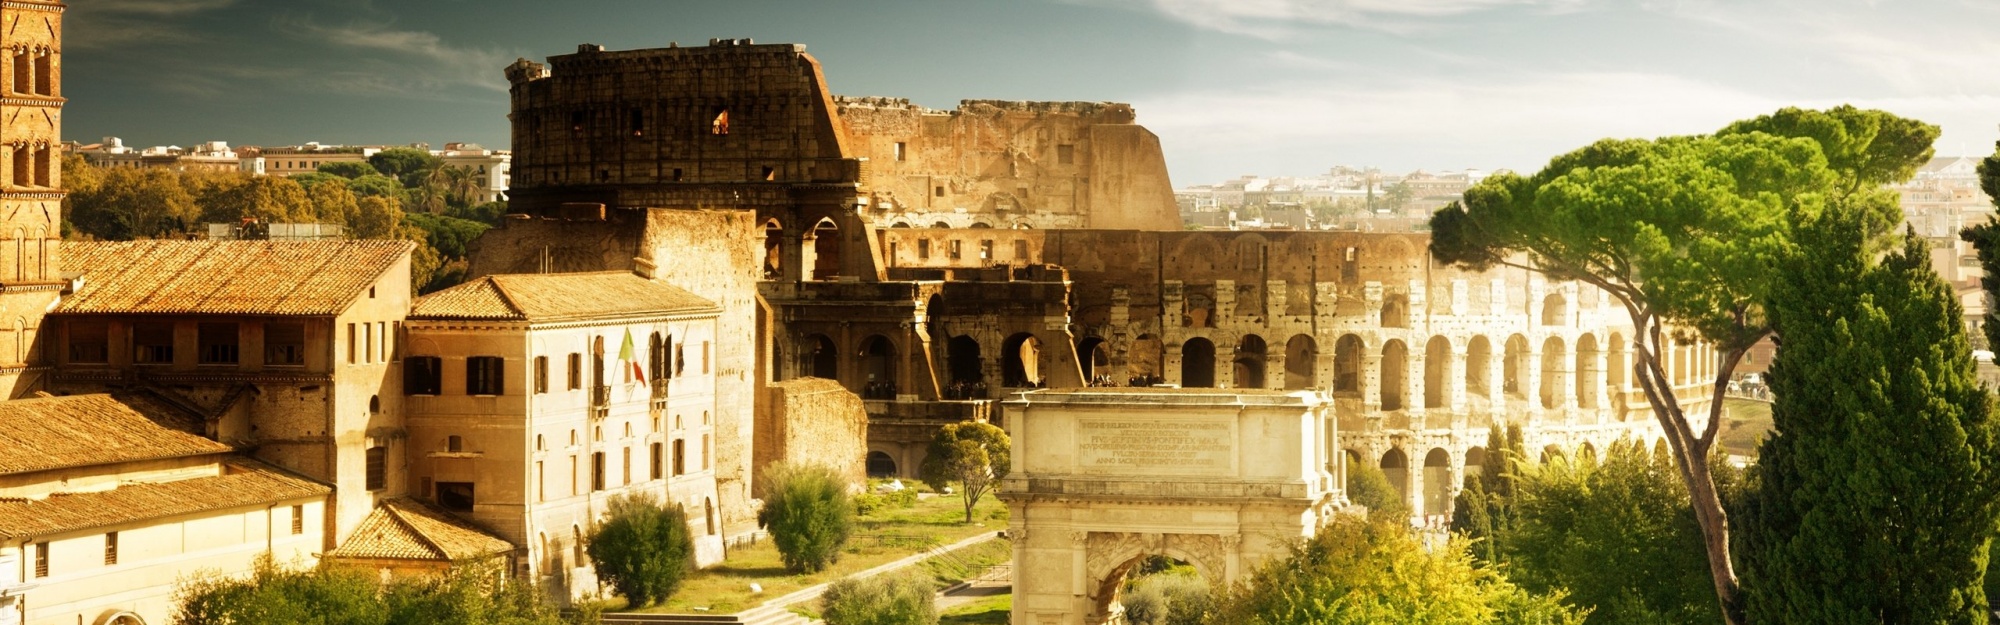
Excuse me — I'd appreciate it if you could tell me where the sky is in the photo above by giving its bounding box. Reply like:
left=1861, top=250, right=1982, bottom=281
left=63, top=0, right=2000, bottom=186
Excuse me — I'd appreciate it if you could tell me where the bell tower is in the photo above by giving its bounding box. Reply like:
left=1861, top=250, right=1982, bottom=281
left=0, top=0, right=64, bottom=394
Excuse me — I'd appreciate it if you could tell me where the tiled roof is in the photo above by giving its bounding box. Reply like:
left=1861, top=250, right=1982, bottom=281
left=326, top=499, right=515, bottom=562
left=0, top=460, right=329, bottom=539
left=60, top=240, right=414, bottom=316
left=410, top=271, right=717, bottom=322
left=0, top=394, right=230, bottom=475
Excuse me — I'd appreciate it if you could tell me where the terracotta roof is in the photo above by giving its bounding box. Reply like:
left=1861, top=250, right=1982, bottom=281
left=0, top=394, right=230, bottom=475
left=326, top=499, right=515, bottom=562
left=60, top=240, right=413, bottom=316
left=0, top=460, right=329, bottom=539
left=410, top=271, right=717, bottom=322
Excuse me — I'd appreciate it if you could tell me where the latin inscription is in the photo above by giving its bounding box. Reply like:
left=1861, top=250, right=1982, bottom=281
left=1077, top=419, right=1233, bottom=475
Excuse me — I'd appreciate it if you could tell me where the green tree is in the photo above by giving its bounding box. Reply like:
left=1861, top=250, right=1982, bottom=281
left=402, top=212, right=490, bottom=259
left=308, top=180, right=360, bottom=227
left=1451, top=424, right=1525, bottom=564
left=1428, top=106, right=1937, bottom=623
left=758, top=462, right=855, bottom=574
left=172, top=555, right=563, bottom=625
left=318, top=160, right=378, bottom=180
left=70, top=167, right=199, bottom=239
left=448, top=200, right=509, bottom=226
left=286, top=171, right=346, bottom=191
left=351, top=196, right=405, bottom=240
left=347, top=174, right=404, bottom=199
left=1506, top=441, right=1719, bottom=625
left=819, top=573, right=937, bottom=625
left=1345, top=458, right=1408, bottom=522
left=369, top=147, right=443, bottom=187
left=585, top=493, right=696, bottom=608
left=202, top=175, right=311, bottom=224
left=918, top=421, right=1010, bottom=524
left=1122, top=571, right=1214, bottom=625
left=1209, top=513, right=1586, bottom=625
left=1742, top=211, right=2000, bottom=622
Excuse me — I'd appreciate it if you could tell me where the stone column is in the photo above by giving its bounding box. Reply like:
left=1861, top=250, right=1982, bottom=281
left=795, top=230, right=817, bottom=283
left=1408, top=349, right=1427, bottom=416
left=1361, top=351, right=1382, bottom=412
left=1264, top=350, right=1287, bottom=391
left=1523, top=345, right=1543, bottom=420
left=1164, top=342, right=1184, bottom=387
left=1449, top=340, right=1468, bottom=412
left=1588, top=343, right=1609, bottom=413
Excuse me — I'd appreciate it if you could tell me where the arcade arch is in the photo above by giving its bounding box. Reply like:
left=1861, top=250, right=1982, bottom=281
left=1283, top=334, right=1316, bottom=390
left=1077, top=336, right=1110, bottom=381
left=1466, top=335, right=1492, bottom=397
left=1424, top=336, right=1450, bottom=409
left=807, top=217, right=841, bottom=281
left=1333, top=334, right=1363, bottom=393
left=1234, top=334, right=1267, bottom=389
left=1181, top=337, right=1216, bottom=388
left=1380, top=340, right=1408, bottom=410
left=801, top=334, right=837, bottom=380
left=1002, top=333, right=1043, bottom=387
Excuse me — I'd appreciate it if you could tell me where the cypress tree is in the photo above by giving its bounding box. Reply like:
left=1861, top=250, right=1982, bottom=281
left=1745, top=209, right=2000, bottom=623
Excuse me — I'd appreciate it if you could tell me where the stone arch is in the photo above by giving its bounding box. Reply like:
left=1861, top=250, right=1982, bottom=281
left=807, top=217, right=841, bottom=281
left=1423, top=448, right=1452, bottom=518
left=865, top=451, right=898, bottom=477
left=1466, top=335, right=1492, bottom=397
left=1283, top=334, right=1316, bottom=390
left=1333, top=334, right=1363, bottom=393
left=1380, top=339, right=1408, bottom=410
left=1077, top=336, right=1110, bottom=381
left=1575, top=333, right=1600, bottom=409
left=1126, top=334, right=1163, bottom=384
left=1233, top=334, right=1267, bottom=389
left=932, top=221, right=952, bottom=229
left=1578, top=441, right=1599, bottom=464
left=1181, top=337, right=1216, bottom=388
left=1503, top=334, right=1529, bottom=399
left=801, top=333, right=837, bottom=380
left=947, top=335, right=983, bottom=386
left=93, top=611, right=146, bottom=625
left=890, top=221, right=912, bottom=228
left=1084, top=534, right=1229, bottom=623
left=970, top=222, right=992, bottom=229
left=1424, top=335, right=1451, bottom=409
left=1380, top=293, right=1410, bottom=328
left=1380, top=447, right=1410, bottom=503
left=1541, top=444, right=1567, bottom=465
left=762, top=217, right=784, bottom=278
left=1465, top=446, right=1488, bottom=478
left=858, top=335, right=897, bottom=398
left=1541, top=292, right=1568, bottom=326
left=1002, top=333, right=1043, bottom=387
left=1540, top=336, right=1566, bottom=409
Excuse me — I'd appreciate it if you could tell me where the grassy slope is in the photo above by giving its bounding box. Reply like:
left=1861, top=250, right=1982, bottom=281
left=1719, top=398, right=1774, bottom=459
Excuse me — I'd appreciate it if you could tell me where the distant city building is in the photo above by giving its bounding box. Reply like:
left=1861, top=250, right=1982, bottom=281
left=205, top=219, right=346, bottom=241
left=73, top=137, right=241, bottom=173
left=436, top=142, right=511, bottom=204
left=245, top=142, right=385, bottom=178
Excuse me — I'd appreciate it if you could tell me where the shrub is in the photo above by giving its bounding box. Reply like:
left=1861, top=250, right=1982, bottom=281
left=585, top=493, right=696, bottom=608
left=1122, top=572, right=1214, bottom=625
left=760, top=462, right=856, bottom=574
left=173, top=555, right=564, bottom=625
left=819, top=573, right=937, bottom=625
left=1346, top=460, right=1409, bottom=522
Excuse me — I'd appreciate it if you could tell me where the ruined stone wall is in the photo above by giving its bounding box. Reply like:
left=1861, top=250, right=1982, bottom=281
left=754, top=377, right=867, bottom=494
left=837, top=97, right=1180, bottom=231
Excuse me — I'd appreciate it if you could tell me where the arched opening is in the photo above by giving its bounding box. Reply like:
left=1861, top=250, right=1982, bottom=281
left=1077, top=336, right=1110, bottom=382
left=1333, top=334, right=1363, bottom=393
left=1574, top=333, right=1600, bottom=409
left=1283, top=334, right=1316, bottom=390
left=1001, top=333, right=1043, bottom=387
left=802, top=334, right=837, bottom=380
left=1540, top=337, right=1566, bottom=409
left=1464, top=446, right=1488, bottom=478
left=1233, top=334, right=1266, bottom=389
left=1423, top=448, right=1452, bottom=518
left=1180, top=338, right=1216, bottom=388
left=1380, top=294, right=1410, bottom=328
left=1542, top=292, right=1568, bottom=326
left=1380, top=448, right=1410, bottom=505
left=1540, top=444, right=1567, bottom=465
left=1380, top=340, right=1407, bottom=410
left=1424, top=336, right=1451, bottom=409
left=891, top=222, right=912, bottom=228
left=969, top=222, right=992, bottom=229
left=1127, top=334, right=1163, bottom=386
left=762, top=218, right=784, bottom=278
left=1092, top=554, right=1215, bottom=625
left=1578, top=441, right=1599, bottom=464
left=807, top=217, right=841, bottom=281
left=1466, top=335, right=1492, bottom=397
left=866, top=451, right=898, bottom=477
left=1503, top=334, right=1529, bottom=399
left=945, top=335, right=984, bottom=398
left=858, top=335, right=897, bottom=399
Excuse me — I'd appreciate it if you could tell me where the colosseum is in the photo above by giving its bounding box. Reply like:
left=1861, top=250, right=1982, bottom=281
left=474, top=38, right=1712, bottom=527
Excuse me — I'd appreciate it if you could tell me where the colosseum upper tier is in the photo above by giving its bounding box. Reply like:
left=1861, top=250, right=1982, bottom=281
left=477, top=38, right=1712, bottom=524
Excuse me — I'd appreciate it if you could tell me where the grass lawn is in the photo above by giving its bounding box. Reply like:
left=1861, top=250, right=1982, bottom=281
left=940, top=593, right=1013, bottom=625
left=1719, top=398, right=1774, bottom=458
left=609, top=491, right=1008, bottom=614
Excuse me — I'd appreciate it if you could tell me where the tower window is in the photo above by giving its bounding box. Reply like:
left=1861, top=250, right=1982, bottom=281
left=630, top=109, right=645, bottom=136
left=712, top=109, right=730, bottom=135
left=894, top=142, right=907, bottom=161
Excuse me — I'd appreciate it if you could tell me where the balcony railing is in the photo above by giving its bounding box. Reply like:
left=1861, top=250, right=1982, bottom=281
left=590, top=385, right=611, bottom=419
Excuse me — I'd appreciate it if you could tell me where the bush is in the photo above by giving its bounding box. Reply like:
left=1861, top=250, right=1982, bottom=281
left=819, top=573, right=937, bottom=625
left=1346, top=460, right=1409, bottom=522
left=1122, top=572, right=1214, bottom=625
left=760, top=462, right=856, bottom=574
left=585, top=493, right=696, bottom=608
left=856, top=486, right=919, bottom=516
left=173, top=555, right=563, bottom=625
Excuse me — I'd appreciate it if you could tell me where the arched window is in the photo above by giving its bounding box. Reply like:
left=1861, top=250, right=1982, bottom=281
left=1424, top=336, right=1450, bottom=409
left=1541, top=293, right=1568, bottom=326
left=1283, top=334, right=1316, bottom=390
left=1465, top=336, right=1492, bottom=397
left=1333, top=335, right=1363, bottom=393
left=1233, top=334, right=1266, bottom=389
left=1380, top=340, right=1408, bottom=410
left=1180, top=338, right=1216, bottom=388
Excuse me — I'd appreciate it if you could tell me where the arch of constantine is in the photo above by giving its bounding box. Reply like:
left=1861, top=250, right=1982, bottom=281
left=997, top=389, right=1340, bottom=625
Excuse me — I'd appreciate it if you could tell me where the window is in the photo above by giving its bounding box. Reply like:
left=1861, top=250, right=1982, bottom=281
left=33, top=52, right=49, bottom=96
left=649, top=333, right=668, bottom=382
left=446, top=435, right=464, bottom=453
left=437, top=482, right=474, bottom=512
left=711, top=109, right=730, bottom=135
left=630, top=108, right=644, bottom=136
left=68, top=320, right=108, bottom=363
left=365, top=446, right=387, bottom=491
left=591, top=452, right=606, bottom=491
left=949, top=240, right=962, bottom=260
left=104, top=532, right=118, bottom=566
left=1057, top=144, right=1075, bottom=165
left=569, top=455, right=578, bottom=496
left=405, top=356, right=442, bottom=395
left=265, top=322, right=305, bottom=366
left=9, top=147, right=25, bottom=188
left=980, top=240, right=993, bottom=260
left=362, top=323, right=373, bottom=363
left=894, top=142, right=906, bottom=161
left=291, top=504, right=305, bottom=535
left=702, top=341, right=710, bottom=374
left=467, top=356, right=505, bottom=395
left=919, top=239, right=931, bottom=259
left=33, top=148, right=48, bottom=187
left=33, top=541, right=47, bottom=578
left=133, top=322, right=174, bottom=364
left=536, top=461, right=545, bottom=502
left=702, top=434, right=710, bottom=471
left=675, top=343, right=685, bottom=377
left=9, top=50, right=26, bottom=95
left=346, top=323, right=356, bottom=364
left=534, top=356, right=549, bottom=393
left=622, top=447, right=631, bottom=485
left=672, top=168, right=684, bottom=181
left=567, top=353, right=582, bottom=390
left=935, top=186, right=945, bottom=197
left=368, top=395, right=380, bottom=414
left=1015, top=239, right=1031, bottom=260
left=673, top=439, right=686, bottom=476
left=198, top=323, right=240, bottom=365
left=380, top=321, right=390, bottom=360
left=762, top=166, right=775, bottom=181
left=650, top=443, right=663, bottom=480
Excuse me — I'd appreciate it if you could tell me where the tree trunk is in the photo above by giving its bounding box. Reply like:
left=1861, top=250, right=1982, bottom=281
left=1634, top=341, right=1747, bottom=625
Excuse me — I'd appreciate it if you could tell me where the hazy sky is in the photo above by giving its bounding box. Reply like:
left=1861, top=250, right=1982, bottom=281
left=64, top=0, right=2000, bottom=185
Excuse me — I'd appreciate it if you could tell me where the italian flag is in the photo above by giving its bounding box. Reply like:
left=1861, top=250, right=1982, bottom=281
left=619, top=329, right=643, bottom=381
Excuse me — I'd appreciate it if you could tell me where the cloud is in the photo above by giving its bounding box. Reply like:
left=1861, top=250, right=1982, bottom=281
left=65, top=0, right=240, bottom=49
left=1070, top=0, right=1592, bottom=37
left=91, top=0, right=237, bottom=16
left=279, top=18, right=517, bottom=93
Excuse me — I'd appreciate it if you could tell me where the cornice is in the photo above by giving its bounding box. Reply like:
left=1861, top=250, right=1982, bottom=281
left=0, top=2, right=64, bottom=14
left=0, top=97, right=63, bottom=108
